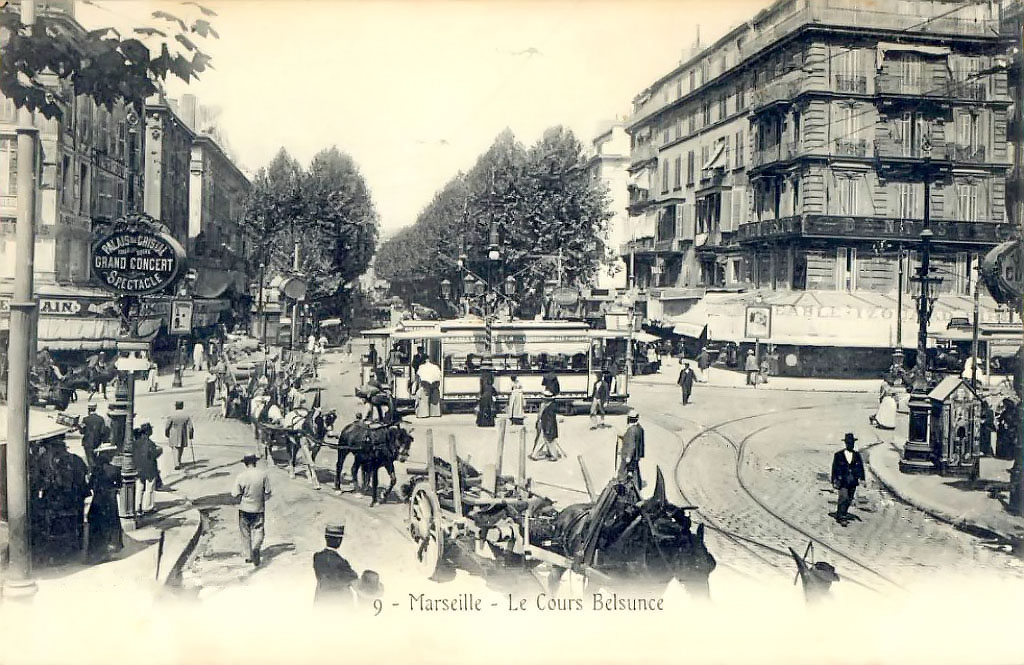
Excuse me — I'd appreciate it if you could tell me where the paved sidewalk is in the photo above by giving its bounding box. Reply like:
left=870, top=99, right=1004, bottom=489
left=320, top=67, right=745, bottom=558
left=868, top=441, right=1024, bottom=549
left=633, top=359, right=879, bottom=394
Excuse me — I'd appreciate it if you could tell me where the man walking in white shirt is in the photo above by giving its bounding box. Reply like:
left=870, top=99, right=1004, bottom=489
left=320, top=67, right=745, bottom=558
left=232, top=454, right=272, bottom=566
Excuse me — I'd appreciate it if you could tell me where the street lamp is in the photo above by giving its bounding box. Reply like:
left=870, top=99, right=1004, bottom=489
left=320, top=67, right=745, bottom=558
left=487, top=244, right=500, bottom=262
left=504, top=275, right=516, bottom=296
left=440, top=278, right=452, bottom=301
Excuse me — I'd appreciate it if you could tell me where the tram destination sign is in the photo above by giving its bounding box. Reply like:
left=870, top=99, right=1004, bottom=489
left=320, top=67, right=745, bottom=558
left=92, top=226, right=186, bottom=296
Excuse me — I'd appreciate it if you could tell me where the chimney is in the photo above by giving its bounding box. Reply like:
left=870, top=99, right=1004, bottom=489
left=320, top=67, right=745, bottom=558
left=180, top=94, right=199, bottom=131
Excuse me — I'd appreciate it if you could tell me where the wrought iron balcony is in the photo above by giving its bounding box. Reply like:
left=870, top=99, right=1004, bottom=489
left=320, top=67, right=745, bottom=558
left=832, top=138, right=868, bottom=158
left=949, top=143, right=987, bottom=163
left=751, top=144, right=781, bottom=168
left=834, top=75, right=867, bottom=94
left=874, top=137, right=948, bottom=161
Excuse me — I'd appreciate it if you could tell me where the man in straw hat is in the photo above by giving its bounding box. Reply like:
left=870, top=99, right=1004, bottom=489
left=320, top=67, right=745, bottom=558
left=830, top=432, right=865, bottom=527
left=355, top=570, right=384, bottom=608
left=313, top=519, right=358, bottom=605
left=232, top=454, right=272, bottom=566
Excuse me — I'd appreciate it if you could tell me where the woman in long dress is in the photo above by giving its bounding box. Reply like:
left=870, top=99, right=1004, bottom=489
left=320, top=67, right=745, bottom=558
left=870, top=379, right=898, bottom=430
left=476, top=370, right=496, bottom=427
left=87, top=444, right=123, bottom=562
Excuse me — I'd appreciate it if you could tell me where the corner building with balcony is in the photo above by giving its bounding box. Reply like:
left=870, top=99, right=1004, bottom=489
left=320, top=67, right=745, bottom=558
left=625, top=0, right=1015, bottom=376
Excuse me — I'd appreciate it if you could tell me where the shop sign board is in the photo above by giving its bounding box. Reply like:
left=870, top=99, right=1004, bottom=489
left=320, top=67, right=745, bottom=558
left=744, top=304, right=772, bottom=339
left=170, top=300, right=194, bottom=335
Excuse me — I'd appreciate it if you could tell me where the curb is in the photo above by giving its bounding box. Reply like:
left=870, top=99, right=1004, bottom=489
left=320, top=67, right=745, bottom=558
left=630, top=378, right=876, bottom=394
left=865, top=445, right=1021, bottom=549
left=156, top=498, right=204, bottom=586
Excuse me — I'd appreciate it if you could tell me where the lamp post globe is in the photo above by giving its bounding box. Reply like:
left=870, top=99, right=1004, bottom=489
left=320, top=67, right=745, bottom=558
left=440, top=278, right=451, bottom=301
left=488, top=245, right=500, bottom=262
left=504, top=275, right=516, bottom=296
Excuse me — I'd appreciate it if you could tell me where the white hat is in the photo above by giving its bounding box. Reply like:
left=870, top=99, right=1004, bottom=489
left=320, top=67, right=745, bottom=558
left=627, top=408, right=640, bottom=421
left=94, top=442, right=118, bottom=454
left=542, top=389, right=554, bottom=397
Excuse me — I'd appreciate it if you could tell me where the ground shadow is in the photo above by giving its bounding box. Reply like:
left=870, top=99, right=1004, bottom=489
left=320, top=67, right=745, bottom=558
left=947, top=478, right=1008, bottom=493
left=191, top=491, right=240, bottom=509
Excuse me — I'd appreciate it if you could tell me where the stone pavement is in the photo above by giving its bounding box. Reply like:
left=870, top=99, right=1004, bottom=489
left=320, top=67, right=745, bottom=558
left=634, top=357, right=879, bottom=393
left=868, top=442, right=1024, bottom=549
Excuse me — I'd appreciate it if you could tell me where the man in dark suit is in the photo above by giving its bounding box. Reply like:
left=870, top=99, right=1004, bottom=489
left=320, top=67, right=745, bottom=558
left=677, top=362, right=696, bottom=405
left=830, top=432, right=865, bottom=526
left=79, top=403, right=107, bottom=468
left=618, top=410, right=645, bottom=489
left=313, top=521, right=358, bottom=605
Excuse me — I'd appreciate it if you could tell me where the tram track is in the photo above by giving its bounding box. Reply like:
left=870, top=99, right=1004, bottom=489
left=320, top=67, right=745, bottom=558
left=648, top=404, right=902, bottom=595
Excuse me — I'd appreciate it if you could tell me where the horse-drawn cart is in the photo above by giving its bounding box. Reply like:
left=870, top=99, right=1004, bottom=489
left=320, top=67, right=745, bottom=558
left=404, top=422, right=716, bottom=596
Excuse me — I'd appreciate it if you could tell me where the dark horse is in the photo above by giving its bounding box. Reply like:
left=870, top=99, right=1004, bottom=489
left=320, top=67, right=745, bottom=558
left=32, top=368, right=92, bottom=411
left=337, top=420, right=413, bottom=507
left=548, top=467, right=716, bottom=599
left=86, top=361, right=117, bottom=400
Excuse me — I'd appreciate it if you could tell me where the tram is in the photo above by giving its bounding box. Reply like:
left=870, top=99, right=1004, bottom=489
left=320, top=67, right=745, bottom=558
left=359, top=317, right=634, bottom=412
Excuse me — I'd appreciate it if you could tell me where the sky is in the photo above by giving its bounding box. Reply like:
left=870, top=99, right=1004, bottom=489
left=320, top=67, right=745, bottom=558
left=78, top=0, right=772, bottom=236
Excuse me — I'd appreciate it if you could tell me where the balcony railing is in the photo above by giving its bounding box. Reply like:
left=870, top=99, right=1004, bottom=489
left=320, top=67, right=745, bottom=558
left=751, top=144, right=781, bottom=168
left=834, top=75, right=867, bottom=94
left=874, top=137, right=948, bottom=161
left=877, top=75, right=991, bottom=101
left=832, top=138, right=868, bottom=158
left=949, top=144, right=987, bottom=163
left=751, top=76, right=802, bottom=112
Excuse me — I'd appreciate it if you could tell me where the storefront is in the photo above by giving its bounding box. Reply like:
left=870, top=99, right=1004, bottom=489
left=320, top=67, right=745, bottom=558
left=0, top=288, right=123, bottom=357
left=668, top=290, right=1018, bottom=378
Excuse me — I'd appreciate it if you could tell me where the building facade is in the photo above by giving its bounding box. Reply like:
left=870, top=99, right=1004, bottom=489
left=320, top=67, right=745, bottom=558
left=143, top=94, right=195, bottom=245
left=625, top=0, right=1014, bottom=374
left=587, top=120, right=631, bottom=290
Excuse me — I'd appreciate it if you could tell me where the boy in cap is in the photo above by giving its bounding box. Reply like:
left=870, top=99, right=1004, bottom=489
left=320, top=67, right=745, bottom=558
left=313, top=519, right=358, bottom=605
left=830, top=433, right=865, bottom=526
left=232, top=454, right=272, bottom=566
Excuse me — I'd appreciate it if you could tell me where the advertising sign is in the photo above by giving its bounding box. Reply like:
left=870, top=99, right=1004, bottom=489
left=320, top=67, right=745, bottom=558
left=744, top=304, right=772, bottom=339
left=92, top=225, right=186, bottom=296
left=170, top=300, right=194, bottom=335
left=982, top=239, right=1022, bottom=305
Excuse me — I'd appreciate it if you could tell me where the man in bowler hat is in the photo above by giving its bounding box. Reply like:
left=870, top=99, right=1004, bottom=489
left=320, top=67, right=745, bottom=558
left=314, top=520, right=358, bottom=605
left=830, top=433, right=865, bottom=526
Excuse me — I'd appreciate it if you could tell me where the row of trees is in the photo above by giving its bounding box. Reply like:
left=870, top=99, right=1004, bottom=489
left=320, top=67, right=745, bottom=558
left=374, top=127, right=615, bottom=315
left=241, top=147, right=379, bottom=320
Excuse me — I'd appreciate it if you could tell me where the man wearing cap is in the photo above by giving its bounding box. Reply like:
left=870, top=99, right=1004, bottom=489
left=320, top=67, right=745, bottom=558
left=313, top=520, right=358, bottom=605
left=617, top=410, right=645, bottom=488
left=165, top=401, right=194, bottom=470
left=80, top=403, right=107, bottom=469
left=830, top=433, right=865, bottom=526
left=677, top=362, right=696, bottom=405
left=232, top=454, right=272, bottom=566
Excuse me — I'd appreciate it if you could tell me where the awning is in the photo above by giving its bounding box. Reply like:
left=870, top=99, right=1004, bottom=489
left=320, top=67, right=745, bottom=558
left=702, top=141, right=727, bottom=170
left=876, top=42, right=951, bottom=69
left=588, top=330, right=659, bottom=343
left=36, top=317, right=121, bottom=351
left=194, top=269, right=236, bottom=299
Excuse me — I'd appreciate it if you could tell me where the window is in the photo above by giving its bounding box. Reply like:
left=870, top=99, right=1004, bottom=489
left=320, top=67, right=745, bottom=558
left=791, top=176, right=800, bottom=214
left=686, top=151, right=695, bottom=185
left=737, top=81, right=746, bottom=110
left=955, top=56, right=981, bottom=82
left=701, top=59, right=709, bottom=84
left=717, top=95, right=727, bottom=120
left=898, top=54, right=923, bottom=91
left=833, top=47, right=857, bottom=79
left=732, top=185, right=745, bottom=225
left=839, top=104, right=858, bottom=139
left=1, top=136, right=17, bottom=197
left=701, top=145, right=710, bottom=173
left=836, top=175, right=858, bottom=215
left=676, top=80, right=683, bottom=99
left=663, top=127, right=671, bottom=145
left=673, top=156, right=682, bottom=190
left=61, top=155, right=71, bottom=207
left=689, top=70, right=696, bottom=91
left=735, top=130, right=745, bottom=167
left=954, top=252, right=972, bottom=295
left=674, top=120, right=681, bottom=141
left=79, top=164, right=89, bottom=215
left=956, top=182, right=978, bottom=220
left=897, top=182, right=917, bottom=218
left=661, top=159, right=669, bottom=193
left=702, top=102, right=711, bottom=125
left=836, top=247, right=857, bottom=291
left=688, top=111, right=696, bottom=134
left=955, top=110, right=979, bottom=148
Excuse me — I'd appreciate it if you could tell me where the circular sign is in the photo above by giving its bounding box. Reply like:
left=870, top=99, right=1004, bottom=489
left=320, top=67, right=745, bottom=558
left=981, top=239, right=1023, bottom=304
left=278, top=275, right=307, bottom=300
left=92, top=229, right=185, bottom=295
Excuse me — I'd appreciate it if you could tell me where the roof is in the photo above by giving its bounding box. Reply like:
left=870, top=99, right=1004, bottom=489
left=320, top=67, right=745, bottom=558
left=927, top=375, right=979, bottom=403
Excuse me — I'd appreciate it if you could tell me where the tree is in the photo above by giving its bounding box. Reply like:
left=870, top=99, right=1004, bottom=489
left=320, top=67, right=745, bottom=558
left=0, top=1, right=218, bottom=119
left=375, top=126, right=612, bottom=316
left=240, top=146, right=379, bottom=320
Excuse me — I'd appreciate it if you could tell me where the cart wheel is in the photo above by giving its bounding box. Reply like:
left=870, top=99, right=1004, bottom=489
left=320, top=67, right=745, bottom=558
left=408, top=482, right=445, bottom=578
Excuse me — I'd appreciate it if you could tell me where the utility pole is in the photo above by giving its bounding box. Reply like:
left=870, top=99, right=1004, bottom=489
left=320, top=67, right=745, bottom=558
left=909, top=163, right=944, bottom=392
left=895, top=243, right=904, bottom=364
left=3, top=0, right=39, bottom=601
left=971, top=264, right=980, bottom=388
left=290, top=239, right=300, bottom=350
left=1014, top=11, right=1024, bottom=517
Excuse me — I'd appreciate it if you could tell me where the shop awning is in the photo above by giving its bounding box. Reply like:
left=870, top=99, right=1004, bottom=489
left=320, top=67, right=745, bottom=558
left=36, top=317, right=121, bottom=351
left=194, top=270, right=236, bottom=299
left=702, top=141, right=727, bottom=171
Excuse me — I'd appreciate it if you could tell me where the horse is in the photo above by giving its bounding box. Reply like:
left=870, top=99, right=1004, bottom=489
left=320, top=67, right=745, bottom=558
left=548, top=467, right=716, bottom=599
left=302, top=407, right=338, bottom=463
left=86, top=361, right=117, bottom=401
left=337, top=420, right=413, bottom=507
left=30, top=368, right=91, bottom=411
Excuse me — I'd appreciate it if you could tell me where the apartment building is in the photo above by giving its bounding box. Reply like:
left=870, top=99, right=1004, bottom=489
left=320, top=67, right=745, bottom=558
left=587, top=120, right=631, bottom=290
left=625, top=0, right=1013, bottom=375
